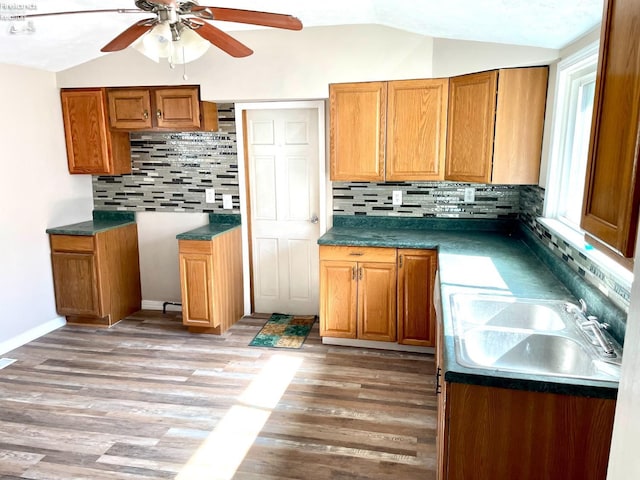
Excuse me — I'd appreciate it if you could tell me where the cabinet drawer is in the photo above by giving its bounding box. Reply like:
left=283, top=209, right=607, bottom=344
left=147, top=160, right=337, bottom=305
left=50, top=235, right=94, bottom=253
left=319, top=245, right=397, bottom=263
left=179, top=239, right=213, bottom=255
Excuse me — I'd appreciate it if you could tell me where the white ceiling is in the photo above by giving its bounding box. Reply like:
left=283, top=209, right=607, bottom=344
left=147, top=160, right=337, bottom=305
left=0, top=0, right=604, bottom=72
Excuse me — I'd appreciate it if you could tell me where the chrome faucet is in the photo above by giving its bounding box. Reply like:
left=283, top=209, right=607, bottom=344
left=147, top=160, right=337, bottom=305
left=581, top=316, right=616, bottom=358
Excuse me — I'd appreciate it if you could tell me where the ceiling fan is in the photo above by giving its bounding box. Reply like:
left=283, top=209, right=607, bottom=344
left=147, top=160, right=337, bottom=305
left=22, top=0, right=303, bottom=59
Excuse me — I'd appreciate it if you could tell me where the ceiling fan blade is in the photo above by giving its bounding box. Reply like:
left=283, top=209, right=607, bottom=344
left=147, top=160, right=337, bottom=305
left=192, top=7, right=302, bottom=31
left=23, top=9, right=142, bottom=18
left=191, top=22, right=253, bottom=58
left=101, top=19, right=156, bottom=52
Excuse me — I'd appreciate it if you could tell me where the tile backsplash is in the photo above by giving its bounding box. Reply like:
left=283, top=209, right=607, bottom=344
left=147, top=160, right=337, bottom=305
left=333, top=182, right=520, bottom=218
left=92, top=103, right=240, bottom=213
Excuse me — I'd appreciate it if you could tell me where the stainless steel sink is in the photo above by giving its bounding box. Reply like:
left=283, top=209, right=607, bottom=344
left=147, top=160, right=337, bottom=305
left=450, top=294, right=622, bottom=382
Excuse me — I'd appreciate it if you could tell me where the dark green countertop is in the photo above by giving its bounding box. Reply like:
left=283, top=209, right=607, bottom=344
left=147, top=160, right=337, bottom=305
left=318, top=216, right=620, bottom=399
left=46, top=211, right=136, bottom=235
left=176, top=214, right=241, bottom=240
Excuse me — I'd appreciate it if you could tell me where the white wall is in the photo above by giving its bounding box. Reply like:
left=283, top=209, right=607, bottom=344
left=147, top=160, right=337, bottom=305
left=57, top=25, right=435, bottom=100
left=431, top=38, right=558, bottom=78
left=607, top=225, right=640, bottom=478
left=136, top=212, right=208, bottom=305
left=0, top=63, right=93, bottom=354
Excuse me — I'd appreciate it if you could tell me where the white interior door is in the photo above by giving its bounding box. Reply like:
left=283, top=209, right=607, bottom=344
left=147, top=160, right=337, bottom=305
left=247, top=108, right=320, bottom=315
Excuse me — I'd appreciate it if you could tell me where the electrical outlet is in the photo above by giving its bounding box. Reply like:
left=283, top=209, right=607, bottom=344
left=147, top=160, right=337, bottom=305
left=222, top=194, right=233, bottom=210
left=464, top=187, right=476, bottom=203
left=392, top=190, right=403, bottom=206
left=205, top=188, right=215, bottom=203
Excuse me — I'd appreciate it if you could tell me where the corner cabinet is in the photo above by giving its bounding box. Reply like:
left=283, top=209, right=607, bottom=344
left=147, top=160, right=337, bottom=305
left=319, top=245, right=397, bottom=341
left=60, top=88, right=131, bottom=175
left=581, top=0, right=640, bottom=259
left=329, top=79, right=448, bottom=182
left=445, top=67, right=548, bottom=184
left=178, top=227, right=243, bottom=334
left=397, top=249, right=438, bottom=347
left=49, top=224, right=141, bottom=326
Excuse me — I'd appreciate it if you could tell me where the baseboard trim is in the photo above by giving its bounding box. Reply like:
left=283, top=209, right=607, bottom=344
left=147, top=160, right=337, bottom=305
left=322, top=337, right=434, bottom=354
left=0, top=316, right=66, bottom=356
left=141, top=300, right=183, bottom=312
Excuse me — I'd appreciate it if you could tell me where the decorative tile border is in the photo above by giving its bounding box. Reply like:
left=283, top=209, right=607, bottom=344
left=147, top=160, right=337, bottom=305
left=520, top=185, right=631, bottom=313
left=92, top=103, right=240, bottom=213
left=332, top=182, right=520, bottom=218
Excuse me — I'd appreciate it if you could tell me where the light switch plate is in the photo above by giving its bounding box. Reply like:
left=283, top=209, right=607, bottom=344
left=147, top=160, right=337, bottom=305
left=392, top=190, right=403, bottom=206
left=205, top=188, right=215, bottom=203
left=464, top=187, right=476, bottom=203
left=222, top=194, right=233, bottom=210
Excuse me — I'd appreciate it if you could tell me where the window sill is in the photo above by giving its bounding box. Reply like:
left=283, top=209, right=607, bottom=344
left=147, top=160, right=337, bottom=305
left=537, top=217, right=634, bottom=289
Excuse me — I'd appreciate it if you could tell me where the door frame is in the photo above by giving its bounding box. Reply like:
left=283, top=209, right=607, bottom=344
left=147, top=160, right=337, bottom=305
left=235, top=100, right=328, bottom=315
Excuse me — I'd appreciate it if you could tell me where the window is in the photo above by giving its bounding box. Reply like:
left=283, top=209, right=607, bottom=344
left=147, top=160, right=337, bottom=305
left=545, top=42, right=599, bottom=230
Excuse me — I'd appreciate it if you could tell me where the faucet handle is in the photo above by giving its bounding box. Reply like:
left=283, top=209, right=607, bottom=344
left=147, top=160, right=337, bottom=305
left=579, top=299, right=587, bottom=314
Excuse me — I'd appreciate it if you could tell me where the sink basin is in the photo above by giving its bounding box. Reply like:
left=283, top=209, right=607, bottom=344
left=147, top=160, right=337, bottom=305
left=459, top=329, right=599, bottom=378
left=451, top=295, right=567, bottom=331
left=449, top=294, right=622, bottom=382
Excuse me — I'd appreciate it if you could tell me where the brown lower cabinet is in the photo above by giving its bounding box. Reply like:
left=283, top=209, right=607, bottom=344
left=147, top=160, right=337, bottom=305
left=435, top=311, right=616, bottom=479
left=320, top=245, right=438, bottom=345
left=319, top=245, right=397, bottom=341
left=178, top=227, right=243, bottom=334
left=49, top=224, right=141, bottom=327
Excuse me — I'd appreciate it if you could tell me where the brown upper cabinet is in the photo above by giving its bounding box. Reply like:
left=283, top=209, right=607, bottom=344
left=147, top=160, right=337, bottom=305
left=445, top=67, right=549, bottom=184
left=581, top=0, right=640, bottom=260
left=61, top=85, right=218, bottom=175
left=107, top=86, right=218, bottom=131
left=329, top=79, right=449, bottom=182
left=60, top=88, right=131, bottom=175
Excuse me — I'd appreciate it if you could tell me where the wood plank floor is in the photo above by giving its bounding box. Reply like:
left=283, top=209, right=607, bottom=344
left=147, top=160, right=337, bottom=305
left=0, top=311, right=437, bottom=479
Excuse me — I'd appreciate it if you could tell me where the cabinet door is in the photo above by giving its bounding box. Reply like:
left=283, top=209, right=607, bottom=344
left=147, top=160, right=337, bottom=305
left=154, top=87, right=201, bottom=129
left=319, top=260, right=357, bottom=338
left=329, top=82, right=387, bottom=181
left=492, top=67, right=548, bottom=185
left=386, top=79, right=448, bottom=181
left=581, top=0, right=640, bottom=259
left=397, top=249, right=437, bottom=347
left=179, top=253, right=217, bottom=328
left=445, top=71, right=498, bottom=183
left=51, top=252, right=101, bottom=316
left=60, top=89, right=131, bottom=175
left=107, top=89, right=152, bottom=130
left=357, top=262, right=397, bottom=342
left=61, top=89, right=113, bottom=174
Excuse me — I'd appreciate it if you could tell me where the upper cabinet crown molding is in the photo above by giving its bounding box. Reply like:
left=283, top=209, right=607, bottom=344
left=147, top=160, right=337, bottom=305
left=581, top=0, right=640, bottom=259
left=445, top=67, right=549, bottom=185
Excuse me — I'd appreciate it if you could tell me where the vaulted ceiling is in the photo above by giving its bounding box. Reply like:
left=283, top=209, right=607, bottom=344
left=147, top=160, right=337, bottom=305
left=0, top=0, right=604, bottom=72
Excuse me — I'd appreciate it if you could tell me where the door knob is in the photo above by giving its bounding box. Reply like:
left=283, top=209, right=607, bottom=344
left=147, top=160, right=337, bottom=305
left=310, top=214, right=319, bottom=224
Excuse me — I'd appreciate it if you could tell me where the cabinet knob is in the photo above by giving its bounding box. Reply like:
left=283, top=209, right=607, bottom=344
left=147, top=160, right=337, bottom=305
left=143, top=110, right=149, bottom=119
left=156, top=109, right=162, bottom=118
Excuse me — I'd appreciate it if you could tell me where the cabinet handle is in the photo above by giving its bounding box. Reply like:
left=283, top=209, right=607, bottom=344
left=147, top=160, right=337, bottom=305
left=349, top=252, right=364, bottom=256
left=156, top=109, right=162, bottom=119
left=352, top=266, right=356, bottom=280
left=143, top=110, right=149, bottom=119
left=435, top=367, right=442, bottom=395
left=399, top=255, right=403, bottom=268
left=359, top=267, right=363, bottom=280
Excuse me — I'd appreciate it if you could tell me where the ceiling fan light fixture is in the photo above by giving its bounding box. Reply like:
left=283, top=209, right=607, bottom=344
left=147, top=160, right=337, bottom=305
left=133, top=21, right=209, bottom=64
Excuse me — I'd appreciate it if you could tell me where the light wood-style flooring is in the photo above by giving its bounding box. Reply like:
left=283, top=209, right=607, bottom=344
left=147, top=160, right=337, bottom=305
left=0, top=311, right=437, bottom=479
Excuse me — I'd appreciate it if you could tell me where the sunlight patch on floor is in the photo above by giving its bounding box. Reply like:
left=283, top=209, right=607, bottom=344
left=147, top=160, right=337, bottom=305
left=176, top=354, right=303, bottom=480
